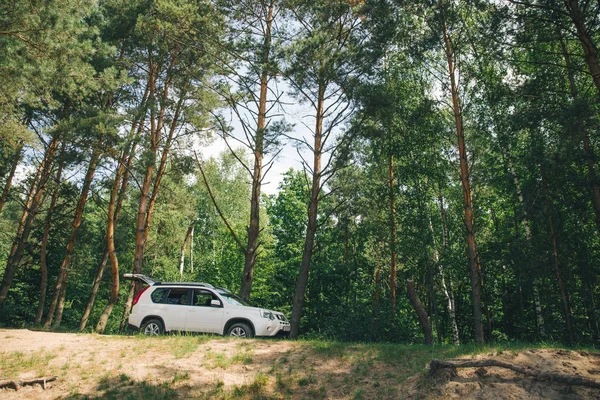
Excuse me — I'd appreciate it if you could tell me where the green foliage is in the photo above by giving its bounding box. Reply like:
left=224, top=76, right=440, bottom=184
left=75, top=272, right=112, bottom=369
left=1, top=0, right=600, bottom=347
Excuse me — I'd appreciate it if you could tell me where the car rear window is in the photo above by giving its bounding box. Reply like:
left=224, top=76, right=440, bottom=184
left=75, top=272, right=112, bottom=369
left=151, top=288, right=169, bottom=303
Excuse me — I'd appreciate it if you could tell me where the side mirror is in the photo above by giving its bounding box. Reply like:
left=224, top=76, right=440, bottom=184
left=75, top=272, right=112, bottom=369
left=211, top=299, right=221, bottom=307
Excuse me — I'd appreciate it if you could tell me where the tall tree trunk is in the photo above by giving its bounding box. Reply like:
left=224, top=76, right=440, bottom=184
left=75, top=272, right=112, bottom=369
left=0, top=134, right=60, bottom=306
left=120, top=82, right=184, bottom=331
left=190, top=225, right=194, bottom=273
left=78, top=250, right=108, bottom=331
left=564, top=0, right=600, bottom=97
left=44, top=143, right=102, bottom=328
left=505, top=152, right=546, bottom=338
left=442, top=9, right=484, bottom=343
left=374, top=243, right=382, bottom=305
left=179, top=224, right=194, bottom=276
left=289, top=81, right=325, bottom=339
left=239, top=0, right=274, bottom=302
left=95, top=141, right=129, bottom=334
left=433, top=194, right=460, bottom=345
left=34, top=141, right=66, bottom=325
left=407, top=279, right=433, bottom=345
left=78, top=140, right=138, bottom=331
left=389, top=154, right=397, bottom=308
left=0, top=141, right=24, bottom=214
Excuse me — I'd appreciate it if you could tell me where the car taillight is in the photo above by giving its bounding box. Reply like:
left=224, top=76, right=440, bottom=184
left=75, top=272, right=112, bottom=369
left=133, top=286, right=149, bottom=306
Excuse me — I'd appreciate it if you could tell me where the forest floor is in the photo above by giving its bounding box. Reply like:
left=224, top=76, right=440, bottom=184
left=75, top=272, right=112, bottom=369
left=1, top=328, right=599, bottom=399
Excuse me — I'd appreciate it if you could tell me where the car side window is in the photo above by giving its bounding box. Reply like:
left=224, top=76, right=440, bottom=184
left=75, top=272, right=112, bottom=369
left=193, top=289, right=220, bottom=307
left=150, top=288, right=169, bottom=303
left=166, top=288, right=190, bottom=305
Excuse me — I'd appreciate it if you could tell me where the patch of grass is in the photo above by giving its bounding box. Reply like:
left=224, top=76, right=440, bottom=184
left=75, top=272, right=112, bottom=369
left=352, top=388, right=365, bottom=400
left=170, top=335, right=200, bottom=359
left=275, top=372, right=294, bottom=395
left=307, top=385, right=327, bottom=399
left=297, top=374, right=317, bottom=386
left=172, top=371, right=191, bottom=384
left=308, top=340, right=348, bottom=357
left=79, top=378, right=177, bottom=400
left=0, top=350, right=56, bottom=377
left=232, top=373, right=270, bottom=397
left=232, top=348, right=254, bottom=365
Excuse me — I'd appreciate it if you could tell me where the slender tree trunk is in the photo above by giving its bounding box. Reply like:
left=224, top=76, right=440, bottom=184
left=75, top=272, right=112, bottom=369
left=95, top=141, right=129, bottom=334
left=44, top=143, right=102, bottom=328
left=239, top=0, right=274, bottom=302
left=190, top=225, right=194, bottom=273
left=79, top=140, right=138, bottom=331
left=565, top=0, right=600, bottom=97
left=505, top=152, right=546, bottom=338
left=374, top=244, right=382, bottom=305
left=442, top=10, right=484, bottom=343
left=389, top=154, right=397, bottom=308
left=0, top=134, right=60, bottom=306
left=289, top=81, right=325, bottom=339
left=179, top=224, right=194, bottom=276
left=120, top=81, right=185, bottom=331
left=433, top=194, right=460, bottom=345
left=78, top=250, right=108, bottom=331
left=0, top=141, right=24, bottom=214
left=34, top=141, right=66, bottom=325
left=407, top=279, right=433, bottom=345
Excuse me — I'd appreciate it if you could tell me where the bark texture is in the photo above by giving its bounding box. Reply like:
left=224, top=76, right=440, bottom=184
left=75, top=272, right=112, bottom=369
left=565, top=0, right=600, bottom=97
left=44, top=143, right=102, bottom=328
left=389, top=154, right=397, bottom=308
left=442, top=6, right=484, bottom=343
left=34, top=141, right=66, bottom=325
left=289, top=81, right=325, bottom=339
left=239, top=0, right=274, bottom=302
left=0, top=134, right=60, bottom=306
left=407, top=279, right=433, bottom=345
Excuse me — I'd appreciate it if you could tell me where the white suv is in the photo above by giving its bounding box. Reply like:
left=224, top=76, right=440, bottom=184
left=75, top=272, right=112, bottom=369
left=125, top=274, right=290, bottom=338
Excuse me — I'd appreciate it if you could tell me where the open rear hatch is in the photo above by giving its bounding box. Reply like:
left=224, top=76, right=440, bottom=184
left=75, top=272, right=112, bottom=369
left=123, top=273, right=158, bottom=286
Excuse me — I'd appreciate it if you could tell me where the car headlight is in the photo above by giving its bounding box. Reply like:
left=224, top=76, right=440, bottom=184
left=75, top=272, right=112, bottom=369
left=260, top=309, right=275, bottom=320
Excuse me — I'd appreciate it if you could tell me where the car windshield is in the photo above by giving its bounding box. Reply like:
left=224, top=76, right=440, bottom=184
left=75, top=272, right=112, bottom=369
left=217, top=289, right=252, bottom=306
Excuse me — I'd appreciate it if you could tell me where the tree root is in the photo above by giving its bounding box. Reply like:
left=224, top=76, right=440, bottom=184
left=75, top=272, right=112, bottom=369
left=428, top=359, right=600, bottom=389
left=0, top=376, right=57, bottom=390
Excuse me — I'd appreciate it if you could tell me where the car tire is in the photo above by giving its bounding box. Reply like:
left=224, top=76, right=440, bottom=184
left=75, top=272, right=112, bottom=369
left=141, top=318, right=164, bottom=336
left=227, top=322, right=254, bottom=338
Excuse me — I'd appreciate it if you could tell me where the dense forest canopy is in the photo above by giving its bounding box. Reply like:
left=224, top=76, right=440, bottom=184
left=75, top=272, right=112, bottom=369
left=1, top=0, right=599, bottom=345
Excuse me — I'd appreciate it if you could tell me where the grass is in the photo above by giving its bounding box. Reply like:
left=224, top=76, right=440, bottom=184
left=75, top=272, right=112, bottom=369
left=0, top=350, right=57, bottom=378
left=1, top=329, right=592, bottom=399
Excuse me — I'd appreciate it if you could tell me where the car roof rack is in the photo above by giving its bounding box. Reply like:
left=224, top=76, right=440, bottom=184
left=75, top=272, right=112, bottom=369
left=155, top=281, right=215, bottom=288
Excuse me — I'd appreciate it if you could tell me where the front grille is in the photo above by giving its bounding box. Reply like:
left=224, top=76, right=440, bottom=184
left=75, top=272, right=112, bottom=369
left=276, top=314, right=288, bottom=322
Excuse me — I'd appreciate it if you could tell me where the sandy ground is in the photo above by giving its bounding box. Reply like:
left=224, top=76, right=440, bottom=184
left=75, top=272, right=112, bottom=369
left=411, top=348, right=600, bottom=399
left=1, top=329, right=600, bottom=399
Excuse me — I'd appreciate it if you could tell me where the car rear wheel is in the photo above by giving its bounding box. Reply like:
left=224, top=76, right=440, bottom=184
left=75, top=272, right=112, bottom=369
left=227, top=322, right=253, bottom=338
left=141, top=319, right=164, bottom=336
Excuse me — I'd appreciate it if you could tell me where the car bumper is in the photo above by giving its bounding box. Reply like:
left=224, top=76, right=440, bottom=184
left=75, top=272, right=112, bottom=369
left=254, top=320, right=291, bottom=337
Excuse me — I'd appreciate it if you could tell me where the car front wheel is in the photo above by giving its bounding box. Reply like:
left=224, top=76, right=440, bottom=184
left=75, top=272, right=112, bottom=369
left=227, top=322, right=253, bottom=338
left=141, top=319, right=164, bottom=336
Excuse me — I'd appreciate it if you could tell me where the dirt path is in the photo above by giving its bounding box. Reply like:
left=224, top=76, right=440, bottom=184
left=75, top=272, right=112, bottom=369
left=1, top=329, right=600, bottom=399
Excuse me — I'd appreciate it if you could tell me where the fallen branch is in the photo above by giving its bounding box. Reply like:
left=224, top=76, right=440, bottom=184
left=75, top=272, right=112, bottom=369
left=0, top=376, right=57, bottom=390
left=428, top=359, right=600, bottom=389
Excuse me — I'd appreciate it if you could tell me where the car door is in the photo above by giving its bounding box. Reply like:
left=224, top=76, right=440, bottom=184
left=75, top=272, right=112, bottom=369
left=185, top=289, right=224, bottom=333
left=161, top=287, right=190, bottom=331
